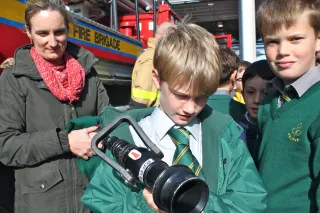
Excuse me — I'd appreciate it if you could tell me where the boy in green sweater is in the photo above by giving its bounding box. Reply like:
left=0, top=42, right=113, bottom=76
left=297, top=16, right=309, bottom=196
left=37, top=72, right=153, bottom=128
left=257, top=0, right=320, bottom=212
left=206, top=47, right=246, bottom=119
left=81, top=23, right=267, bottom=213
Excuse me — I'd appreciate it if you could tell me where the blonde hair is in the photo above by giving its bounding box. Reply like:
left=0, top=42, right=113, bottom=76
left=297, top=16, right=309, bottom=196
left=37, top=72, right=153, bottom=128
left=0, top=58, right=14, bottom=69
left=153, top=23, right=221, bottom=96
left=25, top=0, right=71, bottom=30
left=257, top=0, right=320, bottom=36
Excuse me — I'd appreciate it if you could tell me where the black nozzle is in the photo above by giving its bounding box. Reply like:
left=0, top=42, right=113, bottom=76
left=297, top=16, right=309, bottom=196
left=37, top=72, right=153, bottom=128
left=92, top=114, right=209, bottom=213
left=153, top=165, right=209, bottom=213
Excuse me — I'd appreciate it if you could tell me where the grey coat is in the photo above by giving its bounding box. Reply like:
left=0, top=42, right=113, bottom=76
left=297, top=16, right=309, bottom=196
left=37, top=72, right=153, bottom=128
left=0, top=43, right=109, bottom=213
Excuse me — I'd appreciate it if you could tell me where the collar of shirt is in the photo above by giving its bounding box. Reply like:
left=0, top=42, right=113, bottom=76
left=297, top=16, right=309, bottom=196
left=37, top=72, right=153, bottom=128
left=291, top=65, right=320, bottom=97
left=266, top=65, right=320, bottom=97
left=213, top=89, right=231, bottom=96
left=150, top=107, right=200, bottom=142
left=266, top=77, right=284, bottom=94
left=245, top=112, right=257, bottom=125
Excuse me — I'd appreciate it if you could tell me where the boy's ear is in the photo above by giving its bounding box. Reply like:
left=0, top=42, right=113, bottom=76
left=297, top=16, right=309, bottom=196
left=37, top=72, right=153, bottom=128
left=316, top=31, right=320, bottom=52
left=230, top=70, right=237, bottom=85
left=152, top=68, right=161, bottom=89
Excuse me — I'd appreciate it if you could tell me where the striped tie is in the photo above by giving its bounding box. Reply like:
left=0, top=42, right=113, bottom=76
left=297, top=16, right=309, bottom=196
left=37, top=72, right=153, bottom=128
left=168, top=127, right=204, bottom=179
left=281, top=92, right=291, bottom=103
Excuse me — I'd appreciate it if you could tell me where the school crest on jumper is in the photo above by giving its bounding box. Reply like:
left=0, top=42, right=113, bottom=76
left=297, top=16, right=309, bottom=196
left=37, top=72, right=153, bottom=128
left=288, top=123, right=302, bottom=142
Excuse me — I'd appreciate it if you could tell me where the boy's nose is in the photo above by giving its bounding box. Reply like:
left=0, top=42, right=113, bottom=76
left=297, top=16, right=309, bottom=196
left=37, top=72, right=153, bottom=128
left=183, top=99, right=196, bottom=115
left=278, top=42, right=290, bottom=56
left=254, top=93, right=261, bottom=104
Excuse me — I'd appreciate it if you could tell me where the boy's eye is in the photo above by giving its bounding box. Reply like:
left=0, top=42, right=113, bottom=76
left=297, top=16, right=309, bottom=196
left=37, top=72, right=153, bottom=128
left=195, top=96, right=208, bottom=102
left=266, top=40, right=278, bottom=45
left=174, top=93, right=189, bottom=100
left=291, top=37, right=303, bottom=42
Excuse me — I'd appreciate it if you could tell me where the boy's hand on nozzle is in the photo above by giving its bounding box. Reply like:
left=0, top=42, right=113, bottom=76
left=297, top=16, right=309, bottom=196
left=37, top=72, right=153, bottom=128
left=68, top=126, right=98, bottom=160
left=143, top=188, right=167, bottom=213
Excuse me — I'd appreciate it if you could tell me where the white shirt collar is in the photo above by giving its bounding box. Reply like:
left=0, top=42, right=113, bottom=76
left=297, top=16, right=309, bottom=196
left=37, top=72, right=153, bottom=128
left=245, top=112, right=257, bottom=125
left=150, top=107, right=200, bottom=141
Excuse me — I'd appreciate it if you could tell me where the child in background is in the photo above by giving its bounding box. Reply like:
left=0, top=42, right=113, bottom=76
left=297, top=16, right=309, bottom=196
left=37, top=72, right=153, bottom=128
left=236, top=60, right=275, bottom=160
left=257, top=0, right=320, bottom=212
left=233, top=60, right=251, bottom=104
left=207, top=47, right=246, bottom=119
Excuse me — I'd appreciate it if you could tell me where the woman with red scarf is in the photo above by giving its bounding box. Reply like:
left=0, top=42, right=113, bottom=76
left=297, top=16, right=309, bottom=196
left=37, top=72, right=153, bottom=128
left=0, top=0, right=109, bottom=212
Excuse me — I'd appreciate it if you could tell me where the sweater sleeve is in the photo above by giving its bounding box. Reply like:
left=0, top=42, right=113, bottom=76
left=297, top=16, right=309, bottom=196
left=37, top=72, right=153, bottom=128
left=311, top=138, right=320, bottom=211
left=0, top=70, right=68, bottom=167
left=308, top=117, right=320, bottom=211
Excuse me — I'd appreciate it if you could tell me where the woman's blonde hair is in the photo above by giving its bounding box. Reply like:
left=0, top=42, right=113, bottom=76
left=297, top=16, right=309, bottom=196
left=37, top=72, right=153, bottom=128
left=25, top=0, right=71, bottom=30
left=257, top=0, right=320, bottom=36
left=153, top=23, right=221, bottom=97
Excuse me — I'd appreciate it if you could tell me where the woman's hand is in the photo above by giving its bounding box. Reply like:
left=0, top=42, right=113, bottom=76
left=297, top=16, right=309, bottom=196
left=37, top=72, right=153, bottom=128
left=143, top=188, right=167, bottom=213
left=68, top=126, right=98, bottom=160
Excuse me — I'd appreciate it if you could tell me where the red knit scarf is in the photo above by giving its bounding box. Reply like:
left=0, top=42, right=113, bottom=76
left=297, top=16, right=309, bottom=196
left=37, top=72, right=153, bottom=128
left=30, top=47, right=85, bottom=103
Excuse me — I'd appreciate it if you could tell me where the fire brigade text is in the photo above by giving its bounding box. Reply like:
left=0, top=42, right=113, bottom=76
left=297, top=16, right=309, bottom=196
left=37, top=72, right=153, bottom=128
left=72, top=23, right=121, bottom=50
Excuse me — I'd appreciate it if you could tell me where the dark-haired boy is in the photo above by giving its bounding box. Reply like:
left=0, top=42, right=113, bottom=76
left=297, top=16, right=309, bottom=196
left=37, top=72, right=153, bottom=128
left=206, top=47, right=246, bottom=119
left=235, top=60, right=275, bottom=159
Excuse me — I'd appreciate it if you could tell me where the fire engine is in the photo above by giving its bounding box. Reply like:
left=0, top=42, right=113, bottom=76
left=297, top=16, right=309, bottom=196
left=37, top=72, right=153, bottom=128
left=0, top=0, right=231, bottom=104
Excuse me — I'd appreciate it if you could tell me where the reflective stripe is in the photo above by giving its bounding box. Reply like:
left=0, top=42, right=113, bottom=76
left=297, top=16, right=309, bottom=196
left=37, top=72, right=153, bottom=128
left=131, top=88, right=159, bottom=101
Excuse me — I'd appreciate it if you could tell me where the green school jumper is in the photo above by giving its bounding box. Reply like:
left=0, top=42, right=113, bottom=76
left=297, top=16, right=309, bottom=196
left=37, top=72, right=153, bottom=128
left=206, top=94, right=246, bottom=119
left=258, top=82, right=320, bottom=212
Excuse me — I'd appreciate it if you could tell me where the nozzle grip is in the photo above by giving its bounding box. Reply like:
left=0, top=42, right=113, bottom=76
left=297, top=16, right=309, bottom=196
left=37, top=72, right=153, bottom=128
left=91, top=114, right=164, bottom=185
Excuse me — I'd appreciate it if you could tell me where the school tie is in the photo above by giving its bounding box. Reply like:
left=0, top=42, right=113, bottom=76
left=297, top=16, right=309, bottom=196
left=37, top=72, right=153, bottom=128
left=281, top=92, right=291, bottom=103
left=168, top=127, right=205, bottom=179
